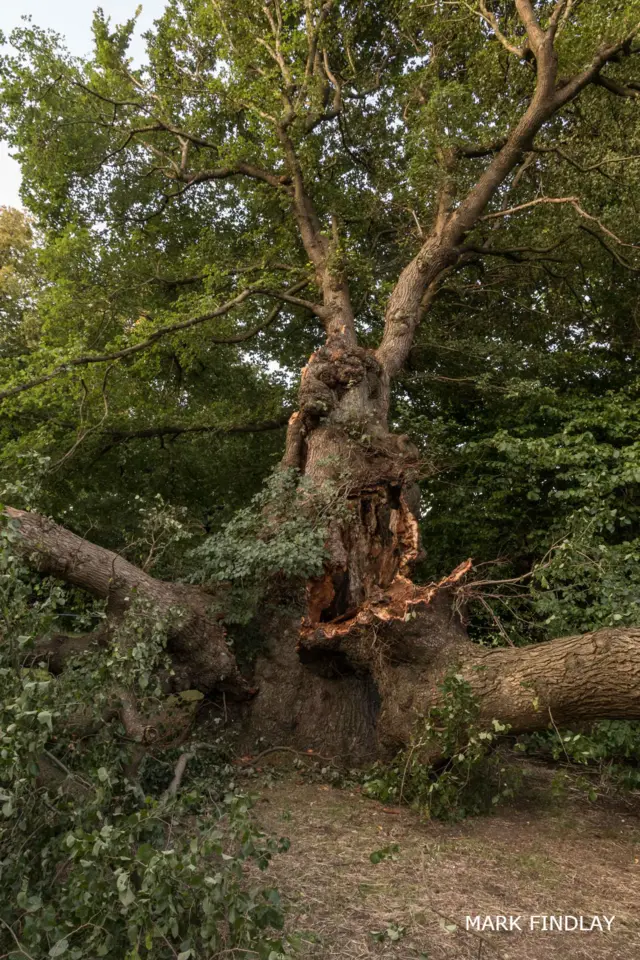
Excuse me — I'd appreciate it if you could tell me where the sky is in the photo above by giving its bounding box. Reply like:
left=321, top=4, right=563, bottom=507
left=0, top=1, right=168, bottom=209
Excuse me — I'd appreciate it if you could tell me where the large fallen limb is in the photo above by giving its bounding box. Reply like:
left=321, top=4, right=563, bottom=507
left=377, top=622, right=640, bottom=750
left=464, top=627, right=640, bottom=733
left=3, top=506, right=245, bottom=695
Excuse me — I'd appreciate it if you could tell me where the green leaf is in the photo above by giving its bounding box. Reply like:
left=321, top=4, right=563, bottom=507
left=49, top=939, right=69, bottom=957
left=37, top=711, right=53, bottom=729
left=119, top=886, right=135, bottom=908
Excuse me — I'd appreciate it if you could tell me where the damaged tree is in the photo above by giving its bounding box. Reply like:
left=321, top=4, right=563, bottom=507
left=5, top=502, right=640, bottom=760
left=2, top=1, right=640, bottom=762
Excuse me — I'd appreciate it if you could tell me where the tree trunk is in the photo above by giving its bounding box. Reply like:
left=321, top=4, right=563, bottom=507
left=240, top=338, right=640, bottom=758
left=282, top=337, right=424, bottom=622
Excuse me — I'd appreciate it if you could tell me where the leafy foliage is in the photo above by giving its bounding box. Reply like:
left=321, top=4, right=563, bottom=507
left=362, top=674, right=518, bottom=821
left=0, top=525, right=290, bottom=960
left=517, top=720, right=640, bottom=792
left=191, top=467, right=347, bottom=622
left=4, top=790, right=288, bottom=960
left=412, top=358, right=640, bottom=643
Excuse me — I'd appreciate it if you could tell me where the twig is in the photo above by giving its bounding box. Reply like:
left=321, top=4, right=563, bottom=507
left=548, top=706, right=572, bottom=764
left=42, top=749, right=93, bottom=790
left=0, top=918, right=36, bottom=960
left=475, top=596, right=515, bottom=647
left=49, top=364, right=115, bottom=469
left=163, top=751, right=194, bottom=800
left=481, top=195, right=640, bottom=252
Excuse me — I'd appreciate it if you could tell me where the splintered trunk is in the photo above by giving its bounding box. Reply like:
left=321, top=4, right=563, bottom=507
left=242, top=339, right=640, bottom=761
left=245, top=338, right=471, bottom=759
left=294, top=339, right=423, bottom=628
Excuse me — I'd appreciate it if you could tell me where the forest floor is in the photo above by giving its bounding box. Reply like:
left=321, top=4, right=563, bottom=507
left=248, top=761, right=640, bottom=960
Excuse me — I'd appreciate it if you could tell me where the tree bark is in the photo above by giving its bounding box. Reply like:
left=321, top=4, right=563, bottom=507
left=464, top=627, right=640, bottom=733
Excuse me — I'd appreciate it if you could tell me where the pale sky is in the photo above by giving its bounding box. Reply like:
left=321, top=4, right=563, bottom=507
left=0, top=1, right=168, bottom=209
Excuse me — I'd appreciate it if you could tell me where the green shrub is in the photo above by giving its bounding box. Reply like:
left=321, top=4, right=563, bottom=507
left=0, top=523, right=290, bottom=960
left=517, top=720, right=640, bottom=792
left=362, top=674, right=519, bottom=821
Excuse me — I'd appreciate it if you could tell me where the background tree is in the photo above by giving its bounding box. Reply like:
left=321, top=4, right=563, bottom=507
left=0, top=205, right=39, bottom=357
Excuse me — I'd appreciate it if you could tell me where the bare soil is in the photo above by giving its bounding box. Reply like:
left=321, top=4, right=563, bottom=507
left=251, top=762, right=640, bottom=959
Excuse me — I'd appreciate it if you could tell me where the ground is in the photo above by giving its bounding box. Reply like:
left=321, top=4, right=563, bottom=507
left=248, top=762, right=640, bottom=960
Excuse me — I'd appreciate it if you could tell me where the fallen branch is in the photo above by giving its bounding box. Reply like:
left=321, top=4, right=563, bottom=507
left=163, top=751, right=194, bottom=800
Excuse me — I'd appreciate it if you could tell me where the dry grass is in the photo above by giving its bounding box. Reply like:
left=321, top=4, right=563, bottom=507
left=249, top=763, right=640, bottom=959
